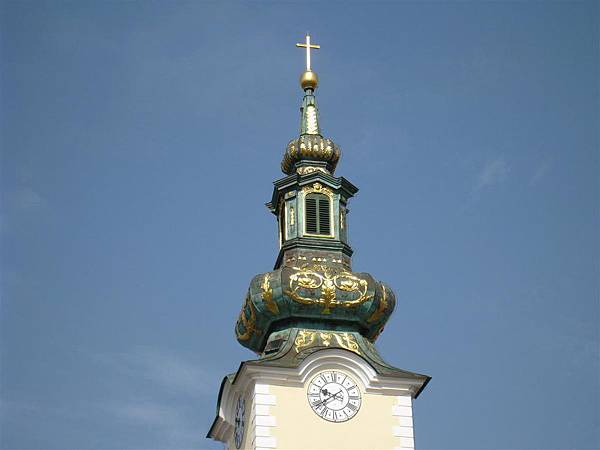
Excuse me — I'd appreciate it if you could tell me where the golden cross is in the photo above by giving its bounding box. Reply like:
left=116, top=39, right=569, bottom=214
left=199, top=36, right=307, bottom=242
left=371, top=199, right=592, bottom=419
left=296, top=33, right=320, bottom=71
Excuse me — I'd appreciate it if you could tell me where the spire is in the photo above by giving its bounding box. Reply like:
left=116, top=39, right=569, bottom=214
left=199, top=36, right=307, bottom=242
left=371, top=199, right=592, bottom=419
left=235, top=34, right=396, bottom=355
left=281, top=34, right=340, bottom=175
left=299, top=90, right=321, bottom=135
left=296, top=34, right=321, bottom=135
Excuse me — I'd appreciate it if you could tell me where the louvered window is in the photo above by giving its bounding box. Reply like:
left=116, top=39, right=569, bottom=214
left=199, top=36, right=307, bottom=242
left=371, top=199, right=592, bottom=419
left=305, top=193, right=331, bottom=236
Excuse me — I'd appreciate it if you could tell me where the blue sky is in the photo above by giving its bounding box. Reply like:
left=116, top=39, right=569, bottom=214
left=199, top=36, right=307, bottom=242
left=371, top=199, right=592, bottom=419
left=1, top=1, right=598, bottom=449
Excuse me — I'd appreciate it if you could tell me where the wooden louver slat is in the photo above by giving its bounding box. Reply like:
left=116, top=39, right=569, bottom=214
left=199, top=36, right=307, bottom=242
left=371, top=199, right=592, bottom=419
left=305, top=193, right=330, bottom=236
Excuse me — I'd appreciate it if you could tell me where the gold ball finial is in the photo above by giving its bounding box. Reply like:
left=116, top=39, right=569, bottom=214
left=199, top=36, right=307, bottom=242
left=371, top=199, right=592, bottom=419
left=300, top=70, right=318, bottom=90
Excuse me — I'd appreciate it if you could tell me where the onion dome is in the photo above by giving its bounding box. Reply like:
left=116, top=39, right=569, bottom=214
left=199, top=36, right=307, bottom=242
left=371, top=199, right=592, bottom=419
left=235, top=263, right=396, bottom=354
left=281, top=73, right=341, bottom=175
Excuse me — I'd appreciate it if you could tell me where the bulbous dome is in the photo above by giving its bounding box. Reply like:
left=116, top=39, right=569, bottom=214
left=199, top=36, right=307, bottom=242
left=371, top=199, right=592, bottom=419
left=281, top=134, right=341, bottom=175
left=235, top=263, right=396, bottom=354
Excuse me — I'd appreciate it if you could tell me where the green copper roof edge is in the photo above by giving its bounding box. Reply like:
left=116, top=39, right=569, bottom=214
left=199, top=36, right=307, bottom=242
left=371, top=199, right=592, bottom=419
left=255, top=328, right=430, bottom=382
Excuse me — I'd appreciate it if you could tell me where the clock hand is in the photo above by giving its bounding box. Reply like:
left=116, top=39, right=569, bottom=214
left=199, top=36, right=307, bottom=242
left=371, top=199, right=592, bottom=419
left=314, top=390, right=340, bottom=407
left=313, top=396, right=332, bottom=407
left=326, top=391, right=344, bottom=404
left=318, top=390, right=344, bottom=408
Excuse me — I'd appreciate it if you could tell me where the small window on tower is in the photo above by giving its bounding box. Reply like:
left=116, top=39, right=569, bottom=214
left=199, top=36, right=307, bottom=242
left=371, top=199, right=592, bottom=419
left=305, top=193, right=331, bottom=236
left=279, top=204, right=286, bottom=246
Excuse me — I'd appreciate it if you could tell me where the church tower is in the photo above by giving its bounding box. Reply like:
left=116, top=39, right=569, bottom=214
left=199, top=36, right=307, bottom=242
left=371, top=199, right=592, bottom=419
left=207, top=35, right=430, bottom=450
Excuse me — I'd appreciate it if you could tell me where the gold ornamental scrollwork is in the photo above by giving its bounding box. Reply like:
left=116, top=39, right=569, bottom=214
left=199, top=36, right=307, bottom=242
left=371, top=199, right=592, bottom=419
left=334, top=332, right=361, bottom=354
left=294, top=329, right=316, bottom=353
left=261, top=273, right=279, bottom=315
left=296, top=166, right=330, bottom=175
left=294, top=329, right=361, bottom=355
left=285, top=264, right=372, bottom=314
left=235, top=292, right=260, bottom=341
left=301, top=182, right=334, bottom=199
left=367, top=283, right=389, bottom=323
left=319, top=332, right=333, bottom=347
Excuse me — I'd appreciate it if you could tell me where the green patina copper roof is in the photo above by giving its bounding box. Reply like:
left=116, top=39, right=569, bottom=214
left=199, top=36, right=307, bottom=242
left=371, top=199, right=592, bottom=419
left=235, top=264, right=396, bottom=354
left=257, top=328, right=430, bottom=388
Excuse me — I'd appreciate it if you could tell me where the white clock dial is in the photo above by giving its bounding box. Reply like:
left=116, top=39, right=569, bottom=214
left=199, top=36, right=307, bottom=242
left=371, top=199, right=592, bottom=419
left=234, top=396, right=245, bottom=449
left=307, top=370, right=362, bottom=422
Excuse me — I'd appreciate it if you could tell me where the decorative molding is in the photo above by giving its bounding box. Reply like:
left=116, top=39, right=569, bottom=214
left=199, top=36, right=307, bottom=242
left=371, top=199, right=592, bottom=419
left=301, top=182, right=335, bottom=239
left=301, top=182, right=333, bottom=199
left=296, top=166, right=330, bottom=175
left=240, top=349, right=419, bottom=396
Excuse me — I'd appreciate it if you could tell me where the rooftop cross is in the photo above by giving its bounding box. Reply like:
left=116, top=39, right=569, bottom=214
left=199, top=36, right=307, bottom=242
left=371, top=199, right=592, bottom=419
left=296, top=33, right=320, bottom=71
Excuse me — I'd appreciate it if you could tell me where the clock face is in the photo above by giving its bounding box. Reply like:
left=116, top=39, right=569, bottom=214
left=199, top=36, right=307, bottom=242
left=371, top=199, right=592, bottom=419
left=234, top=396, right=245, bottom=449
left=307, top=370, right=362, bottom=422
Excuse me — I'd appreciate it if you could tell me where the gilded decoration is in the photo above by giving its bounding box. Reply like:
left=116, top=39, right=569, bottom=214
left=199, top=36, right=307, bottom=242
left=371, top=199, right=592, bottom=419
left=285, top=264, right=372, bottom=314
left=305, top=105, right=319, bottom=134
left=301, top=182, right=333, bottom=199
left=236, top=266, right=394, bottom=352
left=296, top=166, right=329, bottom=175
left=367, top=284, right=389, bottom=323
left=261, top=273, right=279, bottom=315
left=293, top=329, right=316, bottom=352
left=235, top=292, right=260, bottom=341
left=294, top=329, right=361, bottom=355
left=281, top=135, right=340, bottom=175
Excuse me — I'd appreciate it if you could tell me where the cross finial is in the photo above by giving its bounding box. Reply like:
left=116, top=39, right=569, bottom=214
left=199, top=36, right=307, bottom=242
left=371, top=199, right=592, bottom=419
left=296, top=33, right=320, bottom=71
